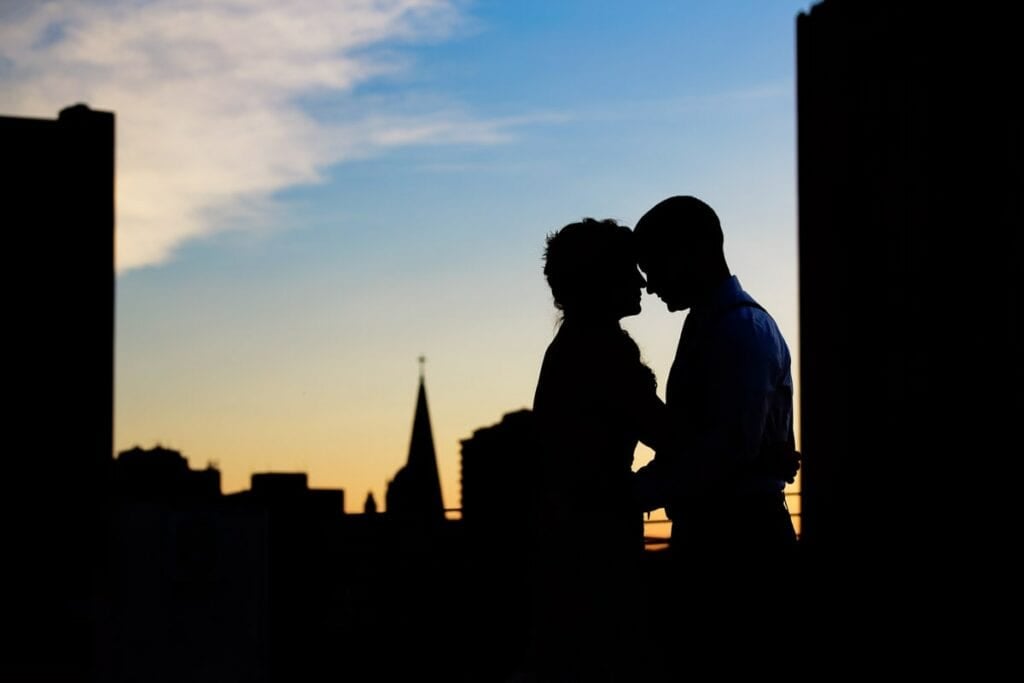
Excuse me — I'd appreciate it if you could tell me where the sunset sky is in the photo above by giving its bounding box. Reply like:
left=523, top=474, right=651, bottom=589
left=1, top=0, right=809, bottom=514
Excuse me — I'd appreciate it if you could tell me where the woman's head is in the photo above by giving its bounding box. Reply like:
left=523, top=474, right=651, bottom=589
left=543, top=218, right=646, bottom=320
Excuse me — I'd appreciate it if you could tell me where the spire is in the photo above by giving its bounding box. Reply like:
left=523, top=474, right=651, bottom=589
left=385, top=359, right=445, bottom=522
left=408, top=372, right=436, bottom=468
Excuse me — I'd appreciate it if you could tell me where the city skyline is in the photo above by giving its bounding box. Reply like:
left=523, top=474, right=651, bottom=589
left=0, top=0, right=809, bottom=512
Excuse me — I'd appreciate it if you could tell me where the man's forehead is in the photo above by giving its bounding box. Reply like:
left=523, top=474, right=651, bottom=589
left=637, top=248, right=670, bottom=268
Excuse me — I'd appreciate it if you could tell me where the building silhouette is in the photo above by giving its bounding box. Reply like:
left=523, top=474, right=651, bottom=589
left=796, top=0, right=1017, bottom=646
left=385, top=365, right=445, bottom=523
left=109, top=447, right=268, bottom=683
left=225, top=472, right=351, bottom=681
left=237, top=471, right=345, bottom=516
left=106, top=437, right=450, bottom=682
left=375, top=365, right=468, bottom=677
left=460, top=408, right=537, bottom=543
left=101, top=375, right=468, bottom=681
left=458, top=408, right=539, bottom=679
left=3, top=103, right=115, bottom=682
left=113, top=444, right=221, bottom=500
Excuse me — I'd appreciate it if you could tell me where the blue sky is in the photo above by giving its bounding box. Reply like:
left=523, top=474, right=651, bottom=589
left=1, top=0, right=811, bottom=511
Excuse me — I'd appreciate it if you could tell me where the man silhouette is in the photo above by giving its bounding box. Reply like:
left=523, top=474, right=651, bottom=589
left=632, top=196, right=798, bottom=646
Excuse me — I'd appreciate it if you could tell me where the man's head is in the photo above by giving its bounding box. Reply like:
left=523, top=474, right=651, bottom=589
left=633, top=195, right=729, bottom=312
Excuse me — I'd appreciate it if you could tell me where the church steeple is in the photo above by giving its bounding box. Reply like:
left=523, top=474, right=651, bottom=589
left=385, top=359, right=445, bottom=522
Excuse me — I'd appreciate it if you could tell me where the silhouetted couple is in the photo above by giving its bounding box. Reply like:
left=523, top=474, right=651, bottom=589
left=526, top=196, right=799, bottom=682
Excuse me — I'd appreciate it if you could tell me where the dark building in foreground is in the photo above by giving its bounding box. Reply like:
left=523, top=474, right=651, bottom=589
left=3, top=104, right=115, bottom=681
left=796, top=0, right=1017, bottom=605
left=4, top=103, right=115, bottom=476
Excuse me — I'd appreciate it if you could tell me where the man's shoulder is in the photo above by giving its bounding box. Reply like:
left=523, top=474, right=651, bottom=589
left=707, top=297, right=789, bottom=356
left=708, top=296, right=771, bottom=331
left=706, top=278, right=765, bottom=317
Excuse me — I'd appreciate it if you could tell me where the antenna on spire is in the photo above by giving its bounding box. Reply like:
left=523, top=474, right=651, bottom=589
left=418, top=355, right=426, bottom=380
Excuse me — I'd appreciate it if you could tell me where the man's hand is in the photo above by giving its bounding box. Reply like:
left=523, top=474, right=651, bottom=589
left=632, top=459, right=670, bottom=513
left=778, top=446, right=802, bottom=483
left=757, top=442, right=801, bottom=483
left=779, top=448, right=801, bottom=484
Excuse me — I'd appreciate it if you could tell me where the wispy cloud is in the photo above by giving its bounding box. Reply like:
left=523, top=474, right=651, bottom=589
left=577, top=81, right=794, bottom=124
left=0, top=0, right=527, bottom=271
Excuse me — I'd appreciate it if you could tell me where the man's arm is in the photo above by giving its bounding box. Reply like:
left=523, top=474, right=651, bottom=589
left=629, top=392, right=669, bottom=512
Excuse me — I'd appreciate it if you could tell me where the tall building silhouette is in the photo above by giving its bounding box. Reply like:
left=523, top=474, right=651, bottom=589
left=3, top=103, right=115, bottom=681
left=458, top=408, right=538, bottom=678
left=460, top=408, right=537, bottom=539
left=796, top=0, right=1016, bottom=597
left=385, top=364, right=445, bottom=522
left=4, top=103, right=115, bottom=475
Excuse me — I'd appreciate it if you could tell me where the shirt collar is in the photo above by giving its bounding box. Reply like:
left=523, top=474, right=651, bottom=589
left=690, top=275, right=745, bottom=322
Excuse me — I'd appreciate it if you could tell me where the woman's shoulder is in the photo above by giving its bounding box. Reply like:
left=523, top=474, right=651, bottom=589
left=552, top=320, right=639, bottom=348
left=542, top=323, right=654, bottom=385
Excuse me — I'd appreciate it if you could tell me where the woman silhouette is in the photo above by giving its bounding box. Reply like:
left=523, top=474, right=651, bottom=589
left=527, top=218, right=664, bottom=681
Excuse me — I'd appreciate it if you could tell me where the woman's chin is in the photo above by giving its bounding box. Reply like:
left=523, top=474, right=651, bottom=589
left=620, top=303, right=642, bottom=318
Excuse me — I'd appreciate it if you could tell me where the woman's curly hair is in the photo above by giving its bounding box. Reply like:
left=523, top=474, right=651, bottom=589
left=543, top=218, right=635, bottom=312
